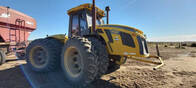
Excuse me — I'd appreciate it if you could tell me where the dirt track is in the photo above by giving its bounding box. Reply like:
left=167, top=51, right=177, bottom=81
left=0, top=46, right=196, bottom=88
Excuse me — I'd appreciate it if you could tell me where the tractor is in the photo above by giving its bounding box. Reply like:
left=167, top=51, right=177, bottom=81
left=26, top=1, right=164, bottom=87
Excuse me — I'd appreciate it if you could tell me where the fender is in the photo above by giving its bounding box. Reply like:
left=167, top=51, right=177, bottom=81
left=47, top=34, right=68, bottom=43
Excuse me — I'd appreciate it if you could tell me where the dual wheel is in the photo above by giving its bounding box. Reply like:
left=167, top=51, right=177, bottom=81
left=26, top=37, right=117, bottom=87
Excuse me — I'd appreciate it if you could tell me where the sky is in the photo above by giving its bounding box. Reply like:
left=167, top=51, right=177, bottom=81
left=0, top=0, right=196, bottom=42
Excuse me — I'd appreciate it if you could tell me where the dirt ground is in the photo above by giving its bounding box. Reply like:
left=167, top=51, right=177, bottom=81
left=0, top=46, right=196, bottom=88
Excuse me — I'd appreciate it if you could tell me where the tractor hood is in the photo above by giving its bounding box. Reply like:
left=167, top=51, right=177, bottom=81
left=97, top=24, right=143, bottom=34
left=96, top=24, right=148, bottom=58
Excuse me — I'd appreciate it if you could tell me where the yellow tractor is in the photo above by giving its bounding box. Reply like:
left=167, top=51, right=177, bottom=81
left=26, top=1, right=164, bottom=87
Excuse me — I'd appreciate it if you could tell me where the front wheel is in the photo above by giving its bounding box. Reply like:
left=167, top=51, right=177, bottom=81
left=61, top=37, right=98, bottom=87
left=87, top=37, right=109, bottom=78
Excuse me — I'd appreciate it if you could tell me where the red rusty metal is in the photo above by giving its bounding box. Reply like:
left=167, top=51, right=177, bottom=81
left=0, top=6, right=36, bottom=42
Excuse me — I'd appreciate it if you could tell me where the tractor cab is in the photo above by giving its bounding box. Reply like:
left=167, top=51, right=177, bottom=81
left=67, top=4, right=105, bottom=37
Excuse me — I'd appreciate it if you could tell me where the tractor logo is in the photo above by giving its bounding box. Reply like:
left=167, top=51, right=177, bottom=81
left=0, top=13, right=10, bottom=18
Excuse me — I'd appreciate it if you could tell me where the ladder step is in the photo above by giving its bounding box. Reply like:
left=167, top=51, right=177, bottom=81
left=10, top=34, right=16, bottom=36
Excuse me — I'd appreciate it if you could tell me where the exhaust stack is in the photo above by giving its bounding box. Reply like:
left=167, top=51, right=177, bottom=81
left=92, top=0, right=96, bottom=34
left=105, top=6, right=111, bottom=24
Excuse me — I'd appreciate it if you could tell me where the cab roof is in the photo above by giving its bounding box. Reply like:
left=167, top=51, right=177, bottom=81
left=67, top=3, right=105, bottom=17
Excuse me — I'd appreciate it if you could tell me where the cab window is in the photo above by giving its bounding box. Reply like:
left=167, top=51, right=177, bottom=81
left=80, top=14, right=87, bottom=31
left=86, top=13, right=103, bottom=27
left=72, top=15, right=79, bottom=36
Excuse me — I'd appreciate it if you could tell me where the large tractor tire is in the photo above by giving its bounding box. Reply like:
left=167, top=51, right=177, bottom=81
left=0, top=49, right=6, bottom=65
left=87, top=37, right=109, bottom=78
left=61, top=37, right=98, bottom=87
left=26, top=38, right=63, bottom=72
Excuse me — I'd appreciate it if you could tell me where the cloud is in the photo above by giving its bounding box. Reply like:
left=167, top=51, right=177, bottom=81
left=148, top=34, right=196, bottom=42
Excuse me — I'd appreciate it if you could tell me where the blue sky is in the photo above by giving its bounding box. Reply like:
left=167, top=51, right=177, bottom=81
left=1, top=0, right=196, bottom=41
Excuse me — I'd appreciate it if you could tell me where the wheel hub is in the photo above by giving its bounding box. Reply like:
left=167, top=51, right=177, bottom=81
left=64, top=47, right=83, bottom=78
left=30, top=46, right=47, bottom=68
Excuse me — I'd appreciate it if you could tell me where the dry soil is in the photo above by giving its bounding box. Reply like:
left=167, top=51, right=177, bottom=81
left=0, top=46, right=196, bottom=88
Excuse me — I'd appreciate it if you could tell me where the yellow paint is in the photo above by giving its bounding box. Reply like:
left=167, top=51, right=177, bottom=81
left=47, top=34, right=68, bottom=43
left=96, top=26, right=148, bottom=59
left=129, top=55, right=164, bottom=70
left=67, top=3, right=105, bottom=17
left=98, top=24, right=144, bottom=34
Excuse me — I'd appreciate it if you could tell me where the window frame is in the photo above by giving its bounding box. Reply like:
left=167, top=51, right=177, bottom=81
left=68, top=10, right=89, bottom=37
left=71, top=14, right=80, bottom=36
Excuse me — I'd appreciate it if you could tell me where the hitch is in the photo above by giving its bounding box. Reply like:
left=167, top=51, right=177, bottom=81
left=128, top=55, right=164, bottom=70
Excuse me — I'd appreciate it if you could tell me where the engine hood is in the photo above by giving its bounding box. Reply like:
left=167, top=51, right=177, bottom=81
left=97, top=24, right=143, bottom=34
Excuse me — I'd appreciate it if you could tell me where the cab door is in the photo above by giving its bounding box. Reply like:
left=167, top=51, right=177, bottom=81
left=69, top=14, right=80, bottom=37
left=68, top=11, right=88, bottom=37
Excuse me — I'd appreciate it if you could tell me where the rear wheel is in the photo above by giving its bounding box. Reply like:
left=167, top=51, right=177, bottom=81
left=61, top=37, right=98, bottom=87
left=0, top=49, right=6, bottom=65
left=26, top=38, right=63, bottom=72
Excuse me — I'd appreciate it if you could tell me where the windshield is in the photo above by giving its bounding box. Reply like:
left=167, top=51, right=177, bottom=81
left=86, top=13, right=104, bottom=27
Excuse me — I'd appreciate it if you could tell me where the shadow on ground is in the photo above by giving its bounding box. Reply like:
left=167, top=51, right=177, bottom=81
left=0, top=66, right=31, bottom=88
left=21, top=64, right=121, bottom=88
left=0, top=58, right=121, bottom=88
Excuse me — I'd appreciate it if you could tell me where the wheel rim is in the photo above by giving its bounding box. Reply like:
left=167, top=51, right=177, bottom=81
left=29, top=46, right=47, bottom=68
left=64, top=46, right=83, bottom=78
